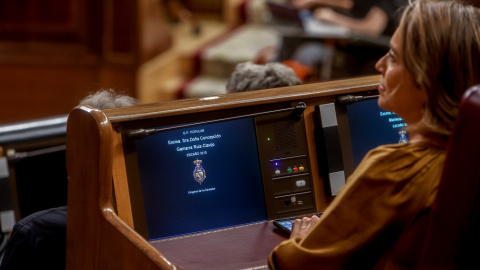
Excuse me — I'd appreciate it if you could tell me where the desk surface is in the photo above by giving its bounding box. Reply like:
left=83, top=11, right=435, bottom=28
left=150, top=221, right=288, bottom=270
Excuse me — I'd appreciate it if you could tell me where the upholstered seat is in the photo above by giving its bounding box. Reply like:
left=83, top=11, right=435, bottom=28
left=419, top=85, right=480, bottom=269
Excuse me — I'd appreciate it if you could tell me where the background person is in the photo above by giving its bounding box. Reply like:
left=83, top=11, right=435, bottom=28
left=226, top=61, right=302, bottom=93
left=257, top=0, right=407, bottom=81
left=292, top=0, right=406, bottom=37
left=0, top=89, right=139, bottom=270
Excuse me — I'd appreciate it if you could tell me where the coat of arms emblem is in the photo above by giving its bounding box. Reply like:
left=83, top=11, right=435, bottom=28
left=193, top=159, right=206, bottom=184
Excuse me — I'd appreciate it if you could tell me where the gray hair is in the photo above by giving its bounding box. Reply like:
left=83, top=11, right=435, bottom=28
left=226, top=62, right=302, bottom=93
left=79, top=89, right=139, bottom=109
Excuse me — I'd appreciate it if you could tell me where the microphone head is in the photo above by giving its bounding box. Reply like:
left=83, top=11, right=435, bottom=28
left=335, top=95, right=379, bottom=105
left=336, top=95, right=361, bottom=105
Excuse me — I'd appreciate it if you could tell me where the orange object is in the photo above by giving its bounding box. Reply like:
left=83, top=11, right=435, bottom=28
left=282, top=60, right=312, bottom=82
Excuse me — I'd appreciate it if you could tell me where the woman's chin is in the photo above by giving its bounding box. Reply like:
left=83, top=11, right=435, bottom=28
left=377, top=97, right=387, bottom=111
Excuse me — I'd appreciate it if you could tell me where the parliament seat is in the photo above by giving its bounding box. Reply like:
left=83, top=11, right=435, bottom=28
left=418, top=85, right=480, bottom=269
left=0, top=115, right=68, bottom=224
left=65, top=76, right=381, bottom=269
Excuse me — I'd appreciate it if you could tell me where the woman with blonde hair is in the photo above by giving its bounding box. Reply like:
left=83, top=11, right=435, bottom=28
left=268, top=0, right=480, bottom=269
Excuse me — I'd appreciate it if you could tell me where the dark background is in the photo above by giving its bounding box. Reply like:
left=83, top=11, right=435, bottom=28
left=347, top=98, right=408, bottom=166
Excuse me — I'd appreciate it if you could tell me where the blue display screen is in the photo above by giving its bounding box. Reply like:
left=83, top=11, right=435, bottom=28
left=346, top=99, right=408, bottom=166
left=135, top=117, right=267, bottom=240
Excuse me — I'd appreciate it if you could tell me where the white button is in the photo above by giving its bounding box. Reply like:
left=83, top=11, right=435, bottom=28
left=296, top=180, right=306, bottom=187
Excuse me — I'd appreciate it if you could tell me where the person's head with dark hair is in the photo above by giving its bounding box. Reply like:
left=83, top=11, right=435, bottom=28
left=226, top=62, right=302, bottom=94
left=79, top=89, right=140, bottom=109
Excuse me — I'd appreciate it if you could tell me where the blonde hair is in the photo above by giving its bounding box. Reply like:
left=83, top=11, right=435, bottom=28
left=399, top=0, right=480, bottom=144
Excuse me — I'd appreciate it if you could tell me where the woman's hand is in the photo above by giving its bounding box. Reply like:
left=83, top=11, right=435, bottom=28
left=290, top=215, right=321, bottom=239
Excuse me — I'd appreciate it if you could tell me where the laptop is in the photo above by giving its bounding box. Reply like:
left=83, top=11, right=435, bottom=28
left=266, top=1, right=351, bottom=38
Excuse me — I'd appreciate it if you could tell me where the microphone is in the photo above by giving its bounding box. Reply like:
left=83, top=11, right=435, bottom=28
left=291, top=102, right=307, bottom=121
left=125, top=128, right=158, bottom=140
left=335, top=94, right=379, bottom=105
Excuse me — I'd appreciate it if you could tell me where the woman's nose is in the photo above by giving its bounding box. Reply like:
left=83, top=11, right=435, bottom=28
left=375, top=54, right=386, bottom=74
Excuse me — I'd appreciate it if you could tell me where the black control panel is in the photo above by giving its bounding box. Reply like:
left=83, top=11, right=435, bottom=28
left=256, top=110, right=316, bottom=219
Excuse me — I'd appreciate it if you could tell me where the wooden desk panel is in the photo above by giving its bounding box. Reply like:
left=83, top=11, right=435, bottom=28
left=66, top=76, right=380, bottom=269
